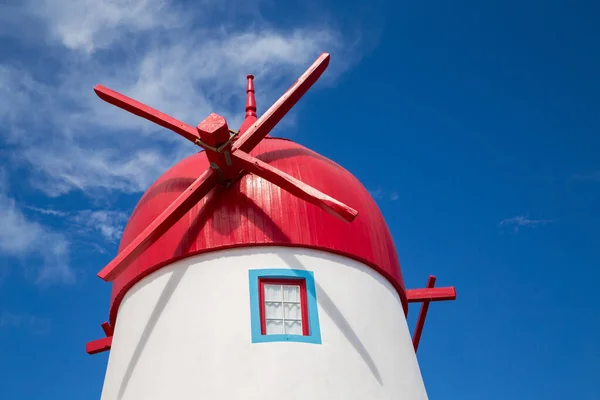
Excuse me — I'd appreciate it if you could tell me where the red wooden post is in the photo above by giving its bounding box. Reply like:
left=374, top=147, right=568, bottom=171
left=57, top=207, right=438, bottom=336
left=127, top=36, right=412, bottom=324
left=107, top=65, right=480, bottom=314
left=101, top=321, right=113, bottom=337
left=238, top=75, right=258, bottom=134
left=412, top=276, right=437, bottom=352
left=245, top=74, right=257, bottom=118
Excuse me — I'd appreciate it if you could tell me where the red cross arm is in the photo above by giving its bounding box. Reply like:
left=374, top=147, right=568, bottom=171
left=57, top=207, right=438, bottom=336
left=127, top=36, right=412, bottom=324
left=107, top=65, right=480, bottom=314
left=93, top=85, right=201, bottom=144
left=232, top=150, right=358, bottom=222
left=406, top=287, right=456, bottom=302
left=233, top=53, right=330, bottom=153
left=97, top=168, right=219, bottom=282
left=86, top=336, right=113, bottom=355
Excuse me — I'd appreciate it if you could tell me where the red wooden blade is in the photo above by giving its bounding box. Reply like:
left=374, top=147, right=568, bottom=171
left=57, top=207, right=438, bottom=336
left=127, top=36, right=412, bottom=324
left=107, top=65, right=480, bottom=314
left=233, top=53, right=330, bottom=153
left=232, top=150, right=357, bottom=222
left=406, top=286, right=457, bottom=302
left=94, top=85, right=201, bottom=144
left=86, top=337, right=112, bottom=355
left=97, top=168, right=219, bottom=281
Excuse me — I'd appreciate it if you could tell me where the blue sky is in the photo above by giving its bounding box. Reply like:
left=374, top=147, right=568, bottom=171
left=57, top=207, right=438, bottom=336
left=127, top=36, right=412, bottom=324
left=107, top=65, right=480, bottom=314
left=1, top=0, right=599, bottom=398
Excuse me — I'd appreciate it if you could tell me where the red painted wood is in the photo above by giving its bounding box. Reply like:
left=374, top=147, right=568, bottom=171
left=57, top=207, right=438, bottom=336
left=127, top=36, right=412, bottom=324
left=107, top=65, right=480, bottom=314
left=93, top=85, right=200, bottom=144
left=299, top=279, right=309, bottom=336
left=232, top=150, right=358, bottom=222
left=97, top=168, right=219, bottom=281
left=107, top=137, right=406, bottom=327
left=196, top=114, right=238, bottom=181
left=101, top=321, right=113, bottom=337
left=94, top=54, right=335, bottom=284
left=245, top=74, right=257, bottom=118
left=258, top=279, right=267, bottom=335
left=86, top=336, right=112, bottom=355
left=406, top=286, right=457, bottom=303
left=259, top=278, right=309, bottom=336
left=412, top=276, right=436, bottom=352
left=233, top=53, right=330, bottom=153
left=238, top=114, right=258, bottom=135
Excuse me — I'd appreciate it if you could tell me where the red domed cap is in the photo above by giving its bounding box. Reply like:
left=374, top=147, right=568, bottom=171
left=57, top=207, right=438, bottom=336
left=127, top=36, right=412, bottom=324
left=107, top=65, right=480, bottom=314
left=108, top=137, right=406, bottom=325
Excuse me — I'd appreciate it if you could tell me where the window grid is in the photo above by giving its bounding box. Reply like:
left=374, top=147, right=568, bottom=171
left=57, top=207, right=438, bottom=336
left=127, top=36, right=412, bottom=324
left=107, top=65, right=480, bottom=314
left=264, top=283, right=302, bottom=335
left=259, top=278, right=309, bottom=336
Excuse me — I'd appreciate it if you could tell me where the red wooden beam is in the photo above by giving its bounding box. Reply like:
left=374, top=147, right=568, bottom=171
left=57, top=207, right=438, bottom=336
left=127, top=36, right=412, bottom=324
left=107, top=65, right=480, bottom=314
left=232, top=150, right=357, bottom=222
left=412, top=276, right=437, bottom=352
left=86, top=336, right=112, bottom=355
left=97, top=169, right=219, bottom=281
left=233, top=53, right=330, bottom=153
left=93, top=85, right=201, bottom=144
left=101, top=321, right=113, bottom=337
left=406, top=286, right=456, bottom=303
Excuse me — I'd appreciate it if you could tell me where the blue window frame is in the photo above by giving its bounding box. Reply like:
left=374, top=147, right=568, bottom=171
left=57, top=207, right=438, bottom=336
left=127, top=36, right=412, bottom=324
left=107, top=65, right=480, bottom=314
left=248, top=269, right=322, bottom=344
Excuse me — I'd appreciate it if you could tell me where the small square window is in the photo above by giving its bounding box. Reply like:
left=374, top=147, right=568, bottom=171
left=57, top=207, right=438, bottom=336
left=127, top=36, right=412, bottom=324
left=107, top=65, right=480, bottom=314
left=260, top=279, right=309, bottom=336
left=249, top=269, right=321, bottom=344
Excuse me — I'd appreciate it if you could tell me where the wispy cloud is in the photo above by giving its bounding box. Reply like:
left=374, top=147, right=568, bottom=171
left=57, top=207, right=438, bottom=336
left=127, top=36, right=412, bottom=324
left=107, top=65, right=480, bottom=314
left=499, top=215, right=554, bottom=232
left=28, top=206, right=129, bottom=243
left=0, top=177, right=74, bottom=284
left=0, top=0, right=362, bottom=198
left=369, top=188, right=399, bottom=202
left=0, top=311, right=51, bottom=334
left=72, top=210, right=128, bottom=242
left=30, top=0, right=181, bottom=54
left=26, top=206, right=68, bottom=217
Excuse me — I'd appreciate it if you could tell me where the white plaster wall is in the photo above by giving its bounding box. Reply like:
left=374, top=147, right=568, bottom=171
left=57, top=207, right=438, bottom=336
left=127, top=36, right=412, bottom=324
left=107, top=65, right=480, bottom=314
left=100, top=246, right=428, bottom=400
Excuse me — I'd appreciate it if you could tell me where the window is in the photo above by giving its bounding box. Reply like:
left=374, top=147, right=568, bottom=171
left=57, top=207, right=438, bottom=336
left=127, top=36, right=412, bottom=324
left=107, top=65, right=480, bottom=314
left=260, top=279, right=308, bottom=336
left=249, top=269, right=321, bottom=344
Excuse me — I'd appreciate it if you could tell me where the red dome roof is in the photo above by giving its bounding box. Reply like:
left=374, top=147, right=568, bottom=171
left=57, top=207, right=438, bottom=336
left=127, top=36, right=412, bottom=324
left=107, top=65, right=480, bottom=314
left=108, top=137, right=406, bottom=325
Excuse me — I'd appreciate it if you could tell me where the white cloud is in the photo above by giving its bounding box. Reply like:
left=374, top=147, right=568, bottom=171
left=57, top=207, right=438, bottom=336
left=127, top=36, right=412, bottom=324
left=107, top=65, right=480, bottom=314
left=368, top=188, right=399, bottom=202
left=0, top=188, right=75, bottom=285
left=0, top=0, right=353, bottom=198
left=73, top=210, right=129, bottom=242
left=28, top=205, right=129, bottom=243
left=369, top=188, right=384, bottom=199
left=499, top=215, right=554, bottom=232
left=22, top=144, right=181, bottom=197
left=26, top=206, right=68, bottom=217
left=30, top=0, right=181, bottom=53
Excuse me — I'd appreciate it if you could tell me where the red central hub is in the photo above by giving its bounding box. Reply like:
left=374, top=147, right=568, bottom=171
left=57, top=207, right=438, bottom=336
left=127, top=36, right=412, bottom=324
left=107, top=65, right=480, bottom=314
left=196, top=113, right=237, bottom=182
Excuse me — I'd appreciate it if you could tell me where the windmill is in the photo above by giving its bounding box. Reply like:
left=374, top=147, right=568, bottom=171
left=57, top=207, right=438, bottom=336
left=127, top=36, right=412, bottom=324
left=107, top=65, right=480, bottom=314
left=86, top=53, right=456, bottom=400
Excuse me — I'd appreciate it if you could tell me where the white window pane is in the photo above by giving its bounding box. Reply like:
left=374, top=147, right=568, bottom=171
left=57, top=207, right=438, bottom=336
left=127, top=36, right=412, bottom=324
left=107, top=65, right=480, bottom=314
left=264, top=284, right=282, bottom=301
left=283, top=285, right=300, bottom=302
left=265, top=302, right=283, bottom=319
left=285, top=320, right=302, bottom=335
left=266, top=319, right=284, bottom=335
left=284, top=303, right=301, bottom=320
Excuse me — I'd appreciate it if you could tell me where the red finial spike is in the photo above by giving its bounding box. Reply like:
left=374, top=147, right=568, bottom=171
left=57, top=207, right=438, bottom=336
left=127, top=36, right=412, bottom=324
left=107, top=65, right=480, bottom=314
left=245, top=74, right=257, bottom=118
